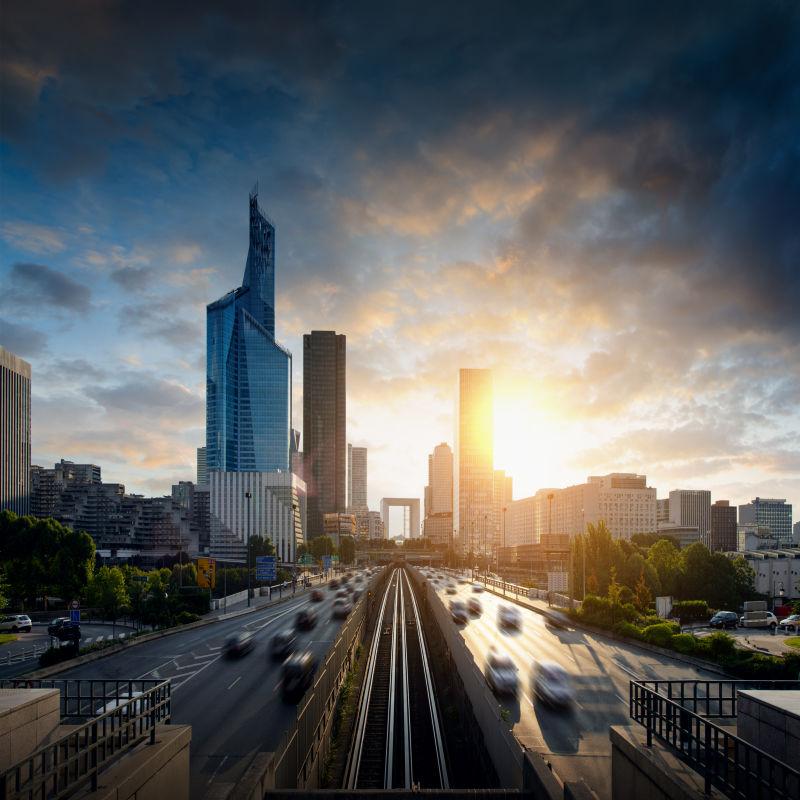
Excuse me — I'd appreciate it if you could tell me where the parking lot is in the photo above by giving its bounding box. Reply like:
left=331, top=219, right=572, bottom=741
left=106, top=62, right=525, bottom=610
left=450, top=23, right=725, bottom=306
left=690, top=623, right=798, bottom=656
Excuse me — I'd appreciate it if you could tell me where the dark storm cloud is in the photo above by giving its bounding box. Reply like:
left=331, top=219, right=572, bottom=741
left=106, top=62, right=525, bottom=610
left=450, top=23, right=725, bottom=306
left=111, top=266, right=154, bottom=291
left=5, top=262, right=92, bottom=311
left=118, top=301, right=203, bottom=348
left=0, top=317, right=48, bottom=357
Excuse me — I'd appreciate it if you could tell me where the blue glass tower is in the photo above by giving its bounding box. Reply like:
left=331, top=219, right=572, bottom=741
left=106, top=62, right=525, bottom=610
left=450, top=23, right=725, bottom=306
left=206, top=189, right=292, bottom=473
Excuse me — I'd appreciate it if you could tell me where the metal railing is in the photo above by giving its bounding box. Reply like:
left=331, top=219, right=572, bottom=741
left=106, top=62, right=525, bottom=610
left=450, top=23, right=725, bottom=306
left=630, top=679, right=800, bottom=799
left=0, top=679, right=171, bottom=799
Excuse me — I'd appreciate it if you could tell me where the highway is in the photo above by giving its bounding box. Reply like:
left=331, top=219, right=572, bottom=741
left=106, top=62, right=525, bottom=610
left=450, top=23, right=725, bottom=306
left=53, top=578, right=372, bottom=799
left=428, top=571, right=722, bottom=800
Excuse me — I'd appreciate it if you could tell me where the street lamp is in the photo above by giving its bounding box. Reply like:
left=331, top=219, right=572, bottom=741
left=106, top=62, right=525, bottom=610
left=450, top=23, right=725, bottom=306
left=245, top=490, right=252, bottom=608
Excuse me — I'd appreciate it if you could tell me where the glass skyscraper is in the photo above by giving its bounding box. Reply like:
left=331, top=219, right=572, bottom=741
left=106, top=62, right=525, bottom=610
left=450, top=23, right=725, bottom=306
left=206, top=189, right=291, bottom=473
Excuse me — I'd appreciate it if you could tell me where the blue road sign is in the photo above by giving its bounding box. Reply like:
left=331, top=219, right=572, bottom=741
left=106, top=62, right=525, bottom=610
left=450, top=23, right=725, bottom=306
left=256, top=555, right=277, bottom=581
left=70, top=608, right=80, bottom=623
left=322, top=556, right=332, bottom=571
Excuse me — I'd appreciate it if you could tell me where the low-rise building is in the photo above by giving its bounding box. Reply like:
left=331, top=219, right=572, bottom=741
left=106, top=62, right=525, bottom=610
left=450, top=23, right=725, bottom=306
left=727, top=547, right=800, bottom=601
left=422, top=512, right=453, bottom=547
left=656, top=521, right=701, bottom=549
left=323, top=512, right=357, bottom=545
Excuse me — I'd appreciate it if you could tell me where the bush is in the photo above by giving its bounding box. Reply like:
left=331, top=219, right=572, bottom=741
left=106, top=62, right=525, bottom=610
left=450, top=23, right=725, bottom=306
left=696, top=631, right=736, bottom=660
left=670, top=633, right=697, bottom=654
left=175, top=611, right=200, bottom=625
left=642, top=623, right=676, bottom=648
left=672, top=600, right=710, bottom=622
left=612, top=621, right=643, bottom=640
left=38, top=644, right=78, bottom=667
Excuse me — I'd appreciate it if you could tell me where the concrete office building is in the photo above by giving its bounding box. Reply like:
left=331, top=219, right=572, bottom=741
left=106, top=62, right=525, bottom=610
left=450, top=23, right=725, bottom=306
left=656, top=498, right=671, bottom=523
left=303, top=331, right=346, bottom=537
left=710, top=500, right=737, bottom=552
left=737, top=524, right=775, bottom=552
left=423, top=442, right=453, bottom=548
left=739, top=498, right=793, bottom=547
left=493, top=469, right=513, bottom=553
left=30, top=460, right=102, bottom=518
left=347, top=444, right=368, bottom=513
left=355, top=510, right=384, bottom=539
left=454, top=369, right=494, bottom=554
left=323, top=512, right=357, bottom=544
left=1, top=346, right=31, bottom=516
left=795, top=521, right=800, bottom=545
left=656, top=521, right=702, bottom=549
left=726, top=547, right=800, bottom=602
left=506, top=473, right=656, bottom=545
left=196, top=446, right=208, bottom=486
left=209, top=470, right=305, bottom=563
left=669, top=489, right=711, bottom=546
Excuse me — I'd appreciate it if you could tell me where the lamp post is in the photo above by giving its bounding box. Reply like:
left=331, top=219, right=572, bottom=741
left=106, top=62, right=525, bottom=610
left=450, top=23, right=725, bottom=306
left=245, top=490, right=252, bottom=608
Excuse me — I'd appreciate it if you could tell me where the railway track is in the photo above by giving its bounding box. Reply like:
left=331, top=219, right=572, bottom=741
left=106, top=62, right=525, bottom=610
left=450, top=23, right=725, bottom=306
left=344, top=567, right=448, bottom=790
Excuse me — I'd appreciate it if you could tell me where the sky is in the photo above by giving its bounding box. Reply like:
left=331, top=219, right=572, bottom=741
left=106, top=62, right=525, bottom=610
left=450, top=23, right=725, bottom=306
left=1, top=1, right=799, bottom=528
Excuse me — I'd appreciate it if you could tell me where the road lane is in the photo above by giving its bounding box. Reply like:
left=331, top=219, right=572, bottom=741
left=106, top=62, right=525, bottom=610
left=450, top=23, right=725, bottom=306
left=426, top=571, right=721, bottom=799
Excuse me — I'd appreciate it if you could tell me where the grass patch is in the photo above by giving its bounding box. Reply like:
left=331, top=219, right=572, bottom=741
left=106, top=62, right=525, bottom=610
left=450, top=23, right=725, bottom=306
left=0, top=633, right=19, bottom=645
left=785, top=637, right=800, bottom=649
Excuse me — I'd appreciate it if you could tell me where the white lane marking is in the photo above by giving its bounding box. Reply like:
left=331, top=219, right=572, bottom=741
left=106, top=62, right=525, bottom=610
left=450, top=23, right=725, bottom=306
left=206, top=754, right=229, bottom=786
left=245, top=601, right=309, bottom=632
left=227, top=676, right=242, bottom=691
left=612, top=659, right=640, bottom=679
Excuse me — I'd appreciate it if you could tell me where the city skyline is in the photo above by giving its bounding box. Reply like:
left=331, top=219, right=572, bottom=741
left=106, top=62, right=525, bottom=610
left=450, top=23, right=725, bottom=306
left=2, top=4, right=799, bottom=517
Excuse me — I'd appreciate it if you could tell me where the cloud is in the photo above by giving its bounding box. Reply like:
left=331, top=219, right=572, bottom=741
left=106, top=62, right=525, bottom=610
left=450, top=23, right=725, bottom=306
left=1, top=221, right=66, bottom=254
left=0, top=317, right=48, bottom=357
left=4, top=262, right=91, bottom=312
left=86, top=376, right=202, bottom=417
left=111, top=266, right=154, bottom=291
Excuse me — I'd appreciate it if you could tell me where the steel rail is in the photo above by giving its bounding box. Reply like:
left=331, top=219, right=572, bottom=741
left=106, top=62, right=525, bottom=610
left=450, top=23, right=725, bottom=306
left=343, top=568, right=396, bottom=789
left=403, top=568, right=449, bottom=788
left=384, top=570, right=400, bottom=787
left=399, top=571, right=412, bottom=788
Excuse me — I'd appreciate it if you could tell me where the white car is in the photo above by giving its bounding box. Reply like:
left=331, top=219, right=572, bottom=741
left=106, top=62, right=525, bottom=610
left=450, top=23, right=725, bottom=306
left=485, top=650, right=518, bottom=695
left=531, top=661, right=572, bottom=708
left=471, top=582, right=485, bottom=593
left=0, top=614, right=32, bottom=633
left=497, top=604, right=521, bottom=630
left=778, top=614, right=800, bottom=632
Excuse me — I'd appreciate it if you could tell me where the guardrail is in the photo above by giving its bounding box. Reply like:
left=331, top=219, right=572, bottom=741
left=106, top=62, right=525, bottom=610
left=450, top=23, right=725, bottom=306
left=630, top=679, right=800, bottom=799
left=1, top=642, right=50, bottom=666
left=0, top=679, right=171, bottom=799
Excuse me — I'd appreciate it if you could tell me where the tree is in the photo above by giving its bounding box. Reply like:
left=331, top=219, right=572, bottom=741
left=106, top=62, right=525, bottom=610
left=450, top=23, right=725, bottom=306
left=647, top=538, right=682, bottom=597
left=309, top=536, right=336, bottom=559
left=249, top=535, right=276, bottom=561
left=296, top=543, right=309, bottom=559
left=87, top=566, right=129, bottom=631
left=339, top=536, right=356, bottom=564
left=634, top=568, right=652, bottom=612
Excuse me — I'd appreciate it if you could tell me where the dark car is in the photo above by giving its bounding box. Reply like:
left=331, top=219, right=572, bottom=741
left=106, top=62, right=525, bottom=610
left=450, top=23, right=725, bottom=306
left=310, top=589, right=324, bottom=602
left=282, top=651, right=317, bottom=701
left=329, top=579, right=340, bottom=590
left=271, top=629, right=297, bottom=660
left=709, top=611, right=738, bottom=630
left=296, top=608, right=317, bottom=630
left=223, top=632, right=255, bottom=657
left=47, top=618, right=81, bottom=641
left=332, top=598, right=353, bottom=618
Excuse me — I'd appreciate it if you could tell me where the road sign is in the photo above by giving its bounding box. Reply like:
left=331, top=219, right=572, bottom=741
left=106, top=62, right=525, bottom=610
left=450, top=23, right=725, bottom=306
left=197, top=557, right=216, bottom=589
left=322, top=556, right=332, bottom=571
left=547, top=571, right=568, bottom=593
left=256, top=555, right=277, bottom=581
left=298, top=553, right=315, bottom=566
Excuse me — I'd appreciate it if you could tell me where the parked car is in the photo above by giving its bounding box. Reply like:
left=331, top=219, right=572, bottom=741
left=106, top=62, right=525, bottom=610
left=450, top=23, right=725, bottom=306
left=1, top=614, right=32, bottom=633
left=450, top=599, right=469, bottom=624
left=282, top=651, right=317, bottom=701
left=497, top=604, right=521, bottom=630
left=485, top=650, right=518, bottom=696
left=332, top=598, right=352, bottom=618
left=296, top=608, right=317, bottom=630
left=271, top=629, right=297, bottom=660
left=531, top=661, right=572, bottom=708
left=47, top=618, right=80, bottom=640
left=471, top=582, right=485, bottom=593
left=223, top=632, right=255, bottom=657
left=709, top=611, right=739, bottom=630
left=778, top=614, right=800, bottom=632
left=310, top=589, right=324, bottom=602
left=467, top=597, right=483, bottom=616
left=739, top=611, right=778, bottom=629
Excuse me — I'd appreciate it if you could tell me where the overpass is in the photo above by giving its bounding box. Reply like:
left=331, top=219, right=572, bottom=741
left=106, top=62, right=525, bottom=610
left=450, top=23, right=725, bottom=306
left=356, top=548, right=444, bottom=564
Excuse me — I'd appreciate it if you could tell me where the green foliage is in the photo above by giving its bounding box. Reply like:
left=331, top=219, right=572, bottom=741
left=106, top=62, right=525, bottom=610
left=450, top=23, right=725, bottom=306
left=39, top=644, right=79, bottom=667
left=642, top=623, right=676, bottom=648
left=670, top=633, right=698, bottom=654
left=248, top=535, right=276, bottom=561
left=339, top=535, right=356, bottom=564
left=87, top=566, right=129, bottom=620
left=310, top=536, right=336, bottom=558
left=696, top=632, right=736, bottom=660
left=671, top=600, right=710, bottom=622
left=612, top=621, right=642, bottom=639
left=792, top=600, right=800, bottom=615
left=175, top=611, right=200, bottom=625
left=634, top=568, right=652, bottom=612
left=0, top=510, right=95, bottom=605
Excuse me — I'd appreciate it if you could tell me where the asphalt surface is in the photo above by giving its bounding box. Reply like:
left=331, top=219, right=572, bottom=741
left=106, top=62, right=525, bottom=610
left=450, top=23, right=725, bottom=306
left=426, top=570, right=722, bottom=800
left=52, top=575, right=377, bottom=799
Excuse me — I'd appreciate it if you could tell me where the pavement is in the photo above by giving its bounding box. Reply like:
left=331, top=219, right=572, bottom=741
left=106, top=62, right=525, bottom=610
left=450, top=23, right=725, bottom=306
left=427, top=570, right=725, bottom=800
left=0, top=623, right=139, bottom=664
left=46, top=571, right=374, bottom=799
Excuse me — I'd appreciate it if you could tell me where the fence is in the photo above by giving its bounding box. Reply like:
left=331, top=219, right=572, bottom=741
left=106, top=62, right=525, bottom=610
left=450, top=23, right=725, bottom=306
left=0, top=679, right=171, bottom=799
left=629, top=679, right=800, bottom=799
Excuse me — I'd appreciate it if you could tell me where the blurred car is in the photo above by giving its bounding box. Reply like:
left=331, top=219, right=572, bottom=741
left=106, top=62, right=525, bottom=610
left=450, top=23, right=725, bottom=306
left=47, top=618, right=79, bottom=640
left=458, top=578, right=468, bottom=585
left=271, top=629, right=297, bottom=660
left=445, top=584, right=457, bottom=595
left=485, top=650, right=518, bottom=696
left=709, top=611, right=739, bottom=630
left=352, top=588, right=362, bottom=601
left=310, top=589, right=324, bottom=602
left=471, top=582, right=485, bottom=593
left=497, top=605, right=521, bottom=630
left=531, top=661, right=572, bottom=708
left=1, top=614, right=32, bottom=633
left=296, top=608, right=317, bottom=630
left=329, top=579, right=340, bottom=590
left=450, top=599, right=469, bottom=623
left=333, top=598, right=353, bottom=618
left=336, top=589, right=350, bottom=599
left=340, top=575, right=349, bottom=585
left=778, top=614, right=800, bottom=632
left=224, top=631, right=255, bottom=657
left=543, top=609, right=571, bottom=630
left=282, top=651, right=317, bottom=701
left=467, top=597, right=483, bottom=616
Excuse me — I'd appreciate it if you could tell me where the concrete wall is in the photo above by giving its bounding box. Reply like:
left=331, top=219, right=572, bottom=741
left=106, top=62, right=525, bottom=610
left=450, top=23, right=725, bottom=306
left=0, top=688, right=60, bottom=769
left=737, top=690, right=800, bottom=765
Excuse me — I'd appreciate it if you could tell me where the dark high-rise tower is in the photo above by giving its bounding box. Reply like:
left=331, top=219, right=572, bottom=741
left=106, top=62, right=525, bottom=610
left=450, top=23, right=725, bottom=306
left=206, top=189, right=291, bottom=473
left=0, top=346, right=31, bottom=516
left=303, top=331, right=346, bottom=537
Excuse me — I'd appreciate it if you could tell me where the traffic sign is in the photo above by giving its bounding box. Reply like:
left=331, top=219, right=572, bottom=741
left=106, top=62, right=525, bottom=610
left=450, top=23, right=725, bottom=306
left=256, top=555, right=277, bottom=581
left=298, top=553, right=315, bottom=566
left=322, top=556, right=332, bottom=571
left=197, top=557, right=216, bottom=588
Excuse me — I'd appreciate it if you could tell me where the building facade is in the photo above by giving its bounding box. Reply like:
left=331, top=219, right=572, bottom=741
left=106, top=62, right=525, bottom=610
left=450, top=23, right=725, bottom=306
left=656, top=498, right=671, bottom=523
left=209, top=470, right=305, bottom=563
left=454, top=369, right=494, bottom=554
left=347, top=444, right=368, bottom=513
left=492, top=469, right=513, bottom=553
left=303, top=331, right=346, bottom=537
left=323, top=512, right=357, bottom=543
left=423, top=442, right=453, bottom=548
left=355, top=509, right=384, bottom=539
left=669, top=489, right=711, bottom=546
left=710, top=500, right=737, bottom=552
left=206, top=190, right=292, bottom=475
left=1, top=346, right=31, bottom=516
left=739, top=498, right=793, bottom=547
left=727, top=547, right=800, bottom=602
left=196, top=446, right=208, bottom=486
